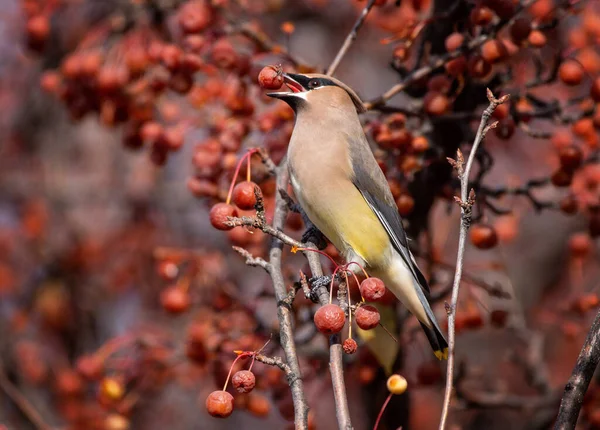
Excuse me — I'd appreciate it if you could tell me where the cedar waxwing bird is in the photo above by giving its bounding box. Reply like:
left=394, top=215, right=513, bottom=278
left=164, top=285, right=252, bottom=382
left=268, top=72, right=448, bottom=360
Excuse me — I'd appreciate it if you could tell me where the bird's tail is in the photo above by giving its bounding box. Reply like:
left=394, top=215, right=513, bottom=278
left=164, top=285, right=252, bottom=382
left=420, top=321, right=448, bottom=360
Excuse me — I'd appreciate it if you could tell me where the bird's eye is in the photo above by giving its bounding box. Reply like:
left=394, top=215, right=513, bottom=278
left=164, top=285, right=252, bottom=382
left=308, top=79, right=321, bottom=89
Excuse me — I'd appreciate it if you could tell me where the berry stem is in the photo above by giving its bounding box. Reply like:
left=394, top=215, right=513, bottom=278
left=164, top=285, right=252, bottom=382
left=344, top=271, right=352, bottom=340
left=225, top=148, right=259, bottom=205
left=222, top=352, right=250, bottom=391
left=246, top=153, right=251, bottom=182
left=343, top=261, right=370, bottom=279
left=373, top=392, right=393, bottom=430
left=294, top=247, right=339, bottom=268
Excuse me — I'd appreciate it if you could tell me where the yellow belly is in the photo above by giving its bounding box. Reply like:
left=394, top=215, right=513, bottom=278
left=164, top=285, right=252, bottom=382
left=291, top=173, right=390, bottom=268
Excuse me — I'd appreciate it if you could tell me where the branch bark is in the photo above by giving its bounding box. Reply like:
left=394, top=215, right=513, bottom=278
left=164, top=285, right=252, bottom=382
left=438, top=89, right=509, bottom=430
left=326, top=0, right=376, bottom=76
left=554, top=308, right=600, bottom=430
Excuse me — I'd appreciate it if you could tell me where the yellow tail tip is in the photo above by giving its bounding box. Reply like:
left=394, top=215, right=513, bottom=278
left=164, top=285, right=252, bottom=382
left=434, top=348, right=449, bottom=360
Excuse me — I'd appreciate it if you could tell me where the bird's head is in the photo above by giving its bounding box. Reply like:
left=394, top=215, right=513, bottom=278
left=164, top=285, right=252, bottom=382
left=267, top=73, right=366, bottom=114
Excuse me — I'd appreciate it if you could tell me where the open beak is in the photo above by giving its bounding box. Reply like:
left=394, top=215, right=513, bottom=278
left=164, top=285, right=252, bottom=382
left=267, top=73, right=307, bottom=99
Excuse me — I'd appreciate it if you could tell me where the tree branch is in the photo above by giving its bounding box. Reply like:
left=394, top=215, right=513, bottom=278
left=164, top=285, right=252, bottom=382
left=554, top=308, right=600, bottom=430
left=439, top=89, right=509, bottom=430
left=0, top=364, right=54, bottom=430
left=326, top=0, right=376, bottom=76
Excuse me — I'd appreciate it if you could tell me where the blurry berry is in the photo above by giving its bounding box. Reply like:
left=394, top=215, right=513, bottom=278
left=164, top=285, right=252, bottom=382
left=470, top=224, right=498, bottom=249
left=343, top=338, right=358, bottom=354
left=551, top=169, right=573, bottom=187
left=424, top=92, right=450, bottom=116
left=209, top=203, right=238, bottom=231
left=559, top=60, right=584, bottom=86
left=445, top=33, right=464, bottom=52
left=559, top=145, right=583, bottom=171
left=160, top=286, right=191, bottom=314
left=386, top=374, right=408, bottom=395
left=481, top=40, right=507, bottom=64
left=232, top=181, right=258, bottom=210
left=412, top=136, right=429, bottom=152
left=76, top=355, right=103, bottom=381
left=178, top=0, right=212, bottom=34
left=417, top=362, right=443, bottom=385
left=258, top=65, right=284, bottom=90
left=445, top=56, right=467, bottom=76
left=468, top=55, right=492, bottom=78
left=559, top=195, right=578, bottom=215
left=464, top=310, right=484, bottom=329
left=206, top=391, right=234, bottom=418
left=528, top=30, right=547, bottom=47
left=470, top=6, right=494, bottom=25
left=591, top=78, right=600, bottom=102
left=100, top=377, right=124, bottom=402
left=509, top=18, right=531, bottom=44
left=105, top=414, right=130, bottom=430
left=355, top=305, right=380, bottom=330
left=569, top=232, right=592, bottom=258
left=359, top=277, right=386, bottom=302
left=314, top=304, right=346, bottom=335
left=26, top=15, right=50, bottom=51
left=247, top=393, right=270, bottom=417
left=232, top=370, right=256, bottom=393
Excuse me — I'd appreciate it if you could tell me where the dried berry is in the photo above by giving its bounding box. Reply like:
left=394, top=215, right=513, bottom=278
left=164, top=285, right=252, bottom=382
left=314, top=304, right=346, bottom=335
left=206, top=390, right=234, bottom=418
left=232, top=370, right=256, bottom=393
left=359, top=277, right=386, bottom=302
left=232, top=181, right=258, bottom=210
left=355, top=305, right=380, bottom=330
left=209, top=203, right=238, bottom=231
left=258, top=65, right=284, bottom=90
left=470, top=224, right=498, bottom=249
left=343, top=338, right=358, bottom=354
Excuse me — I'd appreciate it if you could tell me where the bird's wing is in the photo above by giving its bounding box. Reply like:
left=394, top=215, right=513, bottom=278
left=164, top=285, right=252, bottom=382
left=348, top=134, right=430, bottom=294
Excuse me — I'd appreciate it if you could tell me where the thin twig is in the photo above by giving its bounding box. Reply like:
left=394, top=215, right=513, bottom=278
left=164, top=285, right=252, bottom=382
left=438, top=89, right=509, bottom=430
left=326, top=0, right=376, bottom=76
left=554, top=309, right=600, bottom=430
left=232, top=246, right=271, bottom=272
left=0, top=364, right=54, bottom=430
left=254, top=354, right=292, bottom=375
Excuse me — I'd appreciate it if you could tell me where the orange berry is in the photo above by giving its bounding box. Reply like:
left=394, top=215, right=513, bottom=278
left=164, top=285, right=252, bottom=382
left=206, top=390, right=234, bottom=418
left=445, top=33, right=464, bottom=52
left=470, top=224, right=498, bottom=249
left=559, top=60, right=584, bottom=86
left=258, top=65, right=284, bottom=90
left=386, top=374, right=408, bottom=394
left=160, top=286, right=191, bottom=314
left=396, top=194, right=415, bottom=216
left=232, top=370, right=256, bottom=393
left=528, top=30, right=547, bottom=47
left=481, top=40, right=507, bottom=64
left=569, top=232, right=592, bottom=258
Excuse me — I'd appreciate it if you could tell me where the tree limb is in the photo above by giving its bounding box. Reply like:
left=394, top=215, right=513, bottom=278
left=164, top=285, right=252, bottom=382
left=554, top=308, right=600, bottom=430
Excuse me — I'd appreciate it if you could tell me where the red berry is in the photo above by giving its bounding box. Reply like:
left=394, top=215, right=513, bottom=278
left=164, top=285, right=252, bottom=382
left=76, top=355, right=103, bottom=381
left=470, top=224, right=498, bottom=249
left=209, top=203, right=238, bottom=231
left=178, top=0, right=212, bottom=34
left=470, top=6, right=494, bottom=25
left=591, top=77, right=600, bottom=102
left=569, top=233, right=592, bottom=258
left=355, top=305, right=380, bottom=330
left=528, top=30, right=547, bottom=47
left=359, top=278, right=386, bottom=302
left=468, top=55, right=492, bottom=78
left=160, top=286, right=191, bottom=314
left=559, top=145, right=583, bottom=171
left=314, top=304, right=346, bottom=335
left=26, top=15, right=50, bottom=50
left=445, top=33, right=464, bottom=52
left=397, top=194, right=415, bottom=216
left=550, top=169, right=573, bottom=187
left=206, top=390, right=234, bottom=418
left=343, top=338, right=358, bottom=354
left=559, top=60, right=584, bottom=86
left=509, top=18, right=531, bottom=44
left=559, top=195, right=578, bottom=215
left=258, top=65, right=284, bottom=90
left=481, top=40, right=507, bottom=64
left=232, top=181, right=258, bottom=210
left=424, top=92, right=450, bottom=116
left=232, top=370, right=256, bottom=393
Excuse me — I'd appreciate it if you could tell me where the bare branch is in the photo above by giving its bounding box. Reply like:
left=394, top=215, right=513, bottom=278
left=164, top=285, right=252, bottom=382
left=232, top=246, right=271, bottom=272
left=254, top=354, right=292, bottom=375
left=554, top=309, right=600, bottom=430
left=439, top=90, right=509, bottom=430
left=0, top=364, right=55, bottom=430
left=326, top=0, right=376, bottom=76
